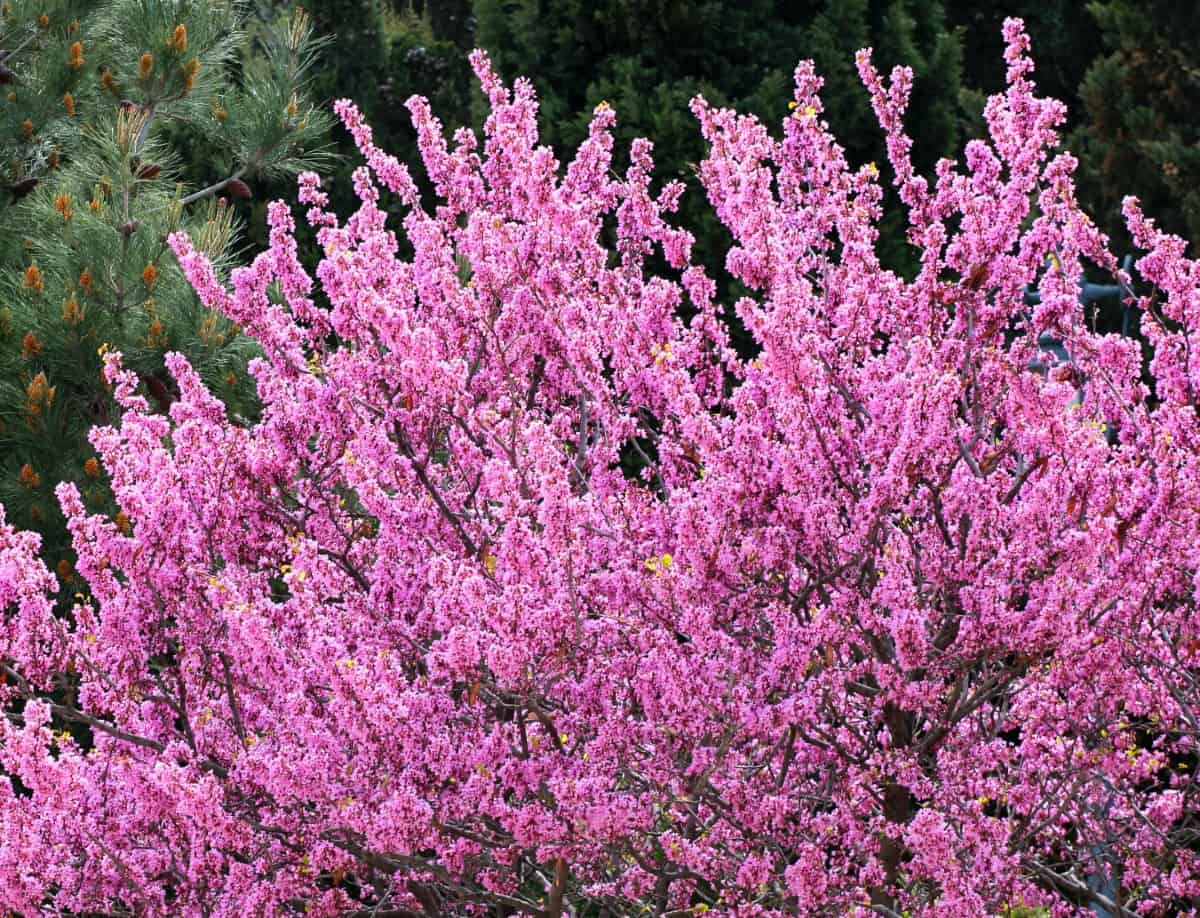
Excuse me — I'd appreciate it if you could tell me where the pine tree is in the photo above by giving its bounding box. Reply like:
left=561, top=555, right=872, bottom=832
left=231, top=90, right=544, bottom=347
left=1068, top=0, right=1200, bottom=252
left=0, top=0, right=332, bottom=587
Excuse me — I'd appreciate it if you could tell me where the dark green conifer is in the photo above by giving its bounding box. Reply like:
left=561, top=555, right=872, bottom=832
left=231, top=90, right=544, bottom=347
left=0, top=0, right=332, bottom=583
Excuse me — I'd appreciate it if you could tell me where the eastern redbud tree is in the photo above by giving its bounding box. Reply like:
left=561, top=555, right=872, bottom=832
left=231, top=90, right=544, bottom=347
left=2, top=18, right=1199, bottom=917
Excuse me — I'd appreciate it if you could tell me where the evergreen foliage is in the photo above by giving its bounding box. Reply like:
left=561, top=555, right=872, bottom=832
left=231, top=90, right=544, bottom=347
left=1069, top=0, right=1200, bottom=252
left=0, top=0, right=331, bottom=582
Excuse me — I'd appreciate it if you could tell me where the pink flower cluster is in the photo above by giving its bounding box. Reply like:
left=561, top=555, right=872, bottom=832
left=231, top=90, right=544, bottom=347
left=2, top=20, right=1199, bottom=916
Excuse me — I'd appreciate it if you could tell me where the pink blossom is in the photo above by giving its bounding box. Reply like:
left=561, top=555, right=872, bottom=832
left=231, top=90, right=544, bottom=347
left=0, top=18, right=1197, bottom=917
